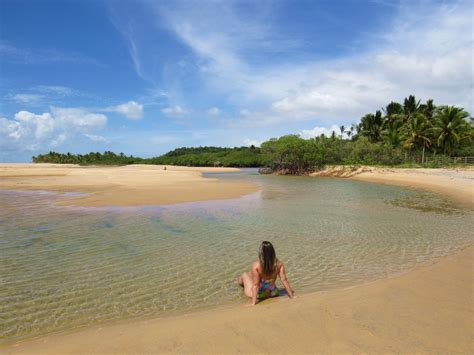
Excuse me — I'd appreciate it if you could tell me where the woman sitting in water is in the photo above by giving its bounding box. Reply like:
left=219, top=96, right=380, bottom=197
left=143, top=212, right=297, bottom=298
left=239, top=241, right=294, bottom=305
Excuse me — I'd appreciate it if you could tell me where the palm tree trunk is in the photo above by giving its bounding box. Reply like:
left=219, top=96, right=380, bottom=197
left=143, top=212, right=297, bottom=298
left=422, top=142, right=425, bottom=164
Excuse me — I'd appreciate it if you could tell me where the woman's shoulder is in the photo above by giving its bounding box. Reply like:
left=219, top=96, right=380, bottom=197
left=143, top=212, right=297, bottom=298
left=276, top=259, right=284, bottom=269
left=251, top=260, right=260, bottom=271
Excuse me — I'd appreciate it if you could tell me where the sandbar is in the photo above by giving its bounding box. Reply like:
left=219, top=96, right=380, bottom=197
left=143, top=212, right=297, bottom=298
left=0, top=164, right=259, bottom=207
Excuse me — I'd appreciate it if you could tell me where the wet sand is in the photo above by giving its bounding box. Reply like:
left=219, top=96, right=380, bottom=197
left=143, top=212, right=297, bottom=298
left=1, top=164, right=473, bottom=353
left=311, top=166, right=474, bottom=208
left=3, top=246, right=472, bottom=354
left=0, top=164, right=259, bottom=207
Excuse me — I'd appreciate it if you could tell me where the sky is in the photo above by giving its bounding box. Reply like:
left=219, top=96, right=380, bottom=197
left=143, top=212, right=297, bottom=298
left=0, top=0, right=472, bottom=162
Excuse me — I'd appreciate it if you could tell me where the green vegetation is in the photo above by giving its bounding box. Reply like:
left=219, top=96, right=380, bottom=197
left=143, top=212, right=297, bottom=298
left=146, top=146, right=266, bottom=167
left=32, top=95, right=473, bottom=173
left=32, top=147, right=266, bottom=167
left=32, top=151, right=144, bottom=165
left=261, top=95, right=472, bottom=173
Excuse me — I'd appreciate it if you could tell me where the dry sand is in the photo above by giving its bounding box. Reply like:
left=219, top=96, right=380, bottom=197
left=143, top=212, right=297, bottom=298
left=0, top=164, right=259, bottom=207
left=1, top=164, right=473, bottom=353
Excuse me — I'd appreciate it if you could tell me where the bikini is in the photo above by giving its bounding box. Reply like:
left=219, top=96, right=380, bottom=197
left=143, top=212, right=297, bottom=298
left=257, top=277, right=280, bottom=299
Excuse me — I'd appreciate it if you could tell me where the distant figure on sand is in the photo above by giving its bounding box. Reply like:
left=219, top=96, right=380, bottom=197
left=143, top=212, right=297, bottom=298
left=239, top=241, right=294, bottom=305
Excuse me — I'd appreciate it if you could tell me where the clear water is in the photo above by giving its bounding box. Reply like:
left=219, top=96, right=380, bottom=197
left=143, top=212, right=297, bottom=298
left=1, top=170, right=473, bottom=342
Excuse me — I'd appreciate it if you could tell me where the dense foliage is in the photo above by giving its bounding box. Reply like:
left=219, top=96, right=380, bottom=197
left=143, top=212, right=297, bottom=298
left=32, top=151, right=143, bottom=165
left=261, top=96, right=472, bottom=173
left=32, top=95, right=473, bottom=173
left=33, top=147, right=266, bottom=167
left=146, top=146, right=266, bottom=167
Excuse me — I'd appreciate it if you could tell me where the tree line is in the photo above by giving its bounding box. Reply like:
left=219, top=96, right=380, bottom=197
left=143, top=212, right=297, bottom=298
left=32, top=95, right=473, bottom=173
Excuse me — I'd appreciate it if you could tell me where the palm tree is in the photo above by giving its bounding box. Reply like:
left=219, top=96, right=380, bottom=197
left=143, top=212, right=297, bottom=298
left=360, top=110, right=384, bottom=143
left=403, top=113, right=432, bottom=164
left=339, top=125, right=345, bottom=139
left=383, top=120, right=403, bottom=148
left=420, top=99, right=435, bottom=123
left=383, top=101, right=403, bottom=119
left=396, top=95, right=421, bottom=124
left=432, top=106, right=470, bottom=156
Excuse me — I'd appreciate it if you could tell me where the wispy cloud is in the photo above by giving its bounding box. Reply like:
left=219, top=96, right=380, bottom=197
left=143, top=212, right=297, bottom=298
left=161, top=105, right=188, bottom=116
left=35, top=85, right=75, bottom=96
left=0, top=42, right=104, bottom=66
left=5, top=85, right=81, bottom=106
left=206, top=107, right=220, bottom=116
left=84, top=133, right=109, bottom=143
left=9, top=94, right=44, bottom=105
left=143, top=0, right=472, bottom=126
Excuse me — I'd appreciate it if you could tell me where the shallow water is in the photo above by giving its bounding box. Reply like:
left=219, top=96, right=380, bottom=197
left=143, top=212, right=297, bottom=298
left=1, top=170, right=473, bottom=342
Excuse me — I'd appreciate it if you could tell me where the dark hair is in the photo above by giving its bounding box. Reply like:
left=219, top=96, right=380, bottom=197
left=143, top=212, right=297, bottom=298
left=259, top=241, right=277, bottom=276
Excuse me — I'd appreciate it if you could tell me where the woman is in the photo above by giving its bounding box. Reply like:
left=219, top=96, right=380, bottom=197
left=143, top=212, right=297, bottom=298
left=239, top=241, right=294, bottom=305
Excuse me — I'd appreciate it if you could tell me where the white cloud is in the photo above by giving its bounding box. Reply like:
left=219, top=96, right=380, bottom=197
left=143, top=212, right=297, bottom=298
left=0, top=107, right=108, bottom=154
left=299, top=125, right=343, bottom=139
left=206, top=107, right=220, bottom=115
left=242, top=138, right=262, bottom=147
left=14, top=111, right=55, bottom=140
left=161, top=105, right=188, bottom=116
left=50, top=133, right=67, bottom=147
left=106, top=100, right=143, bottom=120
left=148, top=0, right=472, bottom=126
left=50, top=107, right=107, bottom=129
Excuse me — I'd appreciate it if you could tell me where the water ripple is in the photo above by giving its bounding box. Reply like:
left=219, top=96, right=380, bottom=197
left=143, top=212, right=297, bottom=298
left=1, top=175, right=473, bottom=343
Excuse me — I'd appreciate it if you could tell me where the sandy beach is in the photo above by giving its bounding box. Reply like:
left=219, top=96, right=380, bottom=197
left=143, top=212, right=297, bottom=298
left=1, top=164, right=473, bottom=353
left=3, top=246, right=472, bottom=354
left=0, top=164, right=259, bottom=207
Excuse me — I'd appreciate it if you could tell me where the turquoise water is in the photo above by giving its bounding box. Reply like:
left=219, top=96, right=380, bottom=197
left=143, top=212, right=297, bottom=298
left=1, top=170, right=473, bottom=342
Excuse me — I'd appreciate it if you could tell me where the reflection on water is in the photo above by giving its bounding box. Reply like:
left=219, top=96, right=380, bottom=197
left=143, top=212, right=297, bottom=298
left=1, top=171, right=473, bottom=342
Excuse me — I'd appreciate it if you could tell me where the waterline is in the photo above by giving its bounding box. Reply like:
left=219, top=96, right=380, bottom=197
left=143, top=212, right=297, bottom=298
left=1, top=173, right=473, bottom=342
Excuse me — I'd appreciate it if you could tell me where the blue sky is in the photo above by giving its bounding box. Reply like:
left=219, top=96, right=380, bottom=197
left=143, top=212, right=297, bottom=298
left=0, top=0, right=472, bottom=162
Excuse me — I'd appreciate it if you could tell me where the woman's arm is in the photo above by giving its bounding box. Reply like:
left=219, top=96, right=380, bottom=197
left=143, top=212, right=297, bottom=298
left=251, top=263, right=260, bottom=305
left=279, top=262, right=294, bottom=298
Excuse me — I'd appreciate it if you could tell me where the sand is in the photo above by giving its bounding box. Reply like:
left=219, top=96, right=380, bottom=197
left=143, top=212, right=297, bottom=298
left=1, top=164, right=473, bottom=353
left=0, top=164, right=259, bottom=207
left=311, top=166, right=474, bottom=208
left=3, top=246, right=472, bottom=354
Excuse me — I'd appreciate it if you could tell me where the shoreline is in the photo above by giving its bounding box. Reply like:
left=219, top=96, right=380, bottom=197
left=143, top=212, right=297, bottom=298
left=0, top=164, right=259, bottom=207
left=310, top=165, right=474, bottom=209
left=3, top=245, right=472, bottom=353
left=1, top=164, right=473, bottom=353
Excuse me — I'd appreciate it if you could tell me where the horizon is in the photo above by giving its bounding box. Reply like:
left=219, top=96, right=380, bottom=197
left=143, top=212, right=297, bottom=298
left=1, top=0, right=472, bottom=162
